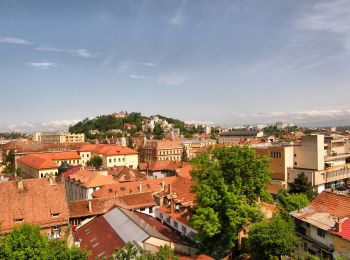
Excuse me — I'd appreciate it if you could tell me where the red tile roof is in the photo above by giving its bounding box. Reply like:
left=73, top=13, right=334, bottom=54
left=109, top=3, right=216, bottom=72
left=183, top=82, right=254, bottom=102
left=0, top=178, right=69, bottom=233
left=68, top=170, right=117, bottom=188
left=138, top=161, right=186, bottom=172
left=308, top=191, right=350, bottom=218
left=78, top=144, right=138, bottom=156
left=91, top=176, right=177, bottom=198
left=74, top=215, right=125, bottom=259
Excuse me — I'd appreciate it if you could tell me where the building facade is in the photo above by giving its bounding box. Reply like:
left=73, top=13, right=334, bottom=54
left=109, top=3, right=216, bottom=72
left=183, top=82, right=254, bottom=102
left=33, top=131, right=85, bottom=144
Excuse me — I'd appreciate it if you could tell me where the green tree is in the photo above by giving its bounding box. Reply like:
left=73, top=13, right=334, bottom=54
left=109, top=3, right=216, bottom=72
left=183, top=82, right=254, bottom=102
left=0, top=223, right=87, bottom=259
left=181, top=149, right=189, bottom=162
left=289, top=173, right=315, bottom=200
left=153, top=124, right=164, bottom=140
left=190, top=146, right=272, bottom=257
left=247, top=214, right=299, bottom=260
left=86, top=156, right=103, bottom=169
left=277, top=190, right=309, bottom=213
left=113, top=242, right=178, bottom=260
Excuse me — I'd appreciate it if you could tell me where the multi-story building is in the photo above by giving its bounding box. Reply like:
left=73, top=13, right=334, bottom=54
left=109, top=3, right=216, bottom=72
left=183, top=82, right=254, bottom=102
left=181, top=138, right=217, bottom=160
left=65, top=169, right=117, bottom=201
left=77, top=144, right=138, bottom=169
left=218, top=130, right=264, bottom=145
left=290, top=191, right=350, bottom=259
left=33, top=131, right=85, bottom=144
left=140, top=140, right=183, bottom=163
left=16, top=151, right=81, bottom=178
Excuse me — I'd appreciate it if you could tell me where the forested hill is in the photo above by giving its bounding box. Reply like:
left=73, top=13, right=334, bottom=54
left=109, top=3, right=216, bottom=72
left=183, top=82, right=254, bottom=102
left=68, top=112, right=187, bottom=138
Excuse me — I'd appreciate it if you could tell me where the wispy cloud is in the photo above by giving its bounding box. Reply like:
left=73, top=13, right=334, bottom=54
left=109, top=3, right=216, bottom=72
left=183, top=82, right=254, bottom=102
left=158, top=72, right=187, bottom=85
left=134, top=62, right=157, bottom=67
left=235, top=108, right=350, bottom=122
left=0, top=37, right=32, bottom=45
left=36, top=45, right=95, bottom=58
left=169, top=0, right=187, bottom=26
left=129, top=74, right=153, bottom=80
left=29, top=62, right=55, bottom=69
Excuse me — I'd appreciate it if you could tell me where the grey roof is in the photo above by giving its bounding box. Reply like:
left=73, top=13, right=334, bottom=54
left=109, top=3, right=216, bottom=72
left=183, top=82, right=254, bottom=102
left=103, top=207, right=169, bottom=243
left=220, top=131, right=260, bottom=137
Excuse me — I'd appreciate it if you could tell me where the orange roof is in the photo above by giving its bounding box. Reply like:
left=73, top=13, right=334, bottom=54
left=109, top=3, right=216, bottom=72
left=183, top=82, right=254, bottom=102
left=78, top=144, right=138, bottom=156
left=0, top=178, right=69, bottom=233
left=92, top=176, right=177, bottom=198
left=69, top=170, right=117, bottom=188
left=159, top=205, right=192, bottom=225
left=17, top=151, right=81, bottom=170
left=144, top=140, right=182, bottom=150
left=17, top=154, right=57, bottom=170
left=139, top=161, right=187, bottom=172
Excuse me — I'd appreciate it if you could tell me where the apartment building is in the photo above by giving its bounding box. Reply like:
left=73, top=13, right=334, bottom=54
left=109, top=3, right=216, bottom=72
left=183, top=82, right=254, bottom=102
left=290, top=191, right=350, bottom=259
left=140, top=140, right=183, bottom=163
left=288, top=134, right=350, bottom=193
left=255, top=145, right=294, bottom=195
left=77, top=144, right=138, bottom=168
left=182, top=138, right=217, bottom=160
left=33, top=131, right=85, bottom=144
left=218, top=130, right=264, bottom=145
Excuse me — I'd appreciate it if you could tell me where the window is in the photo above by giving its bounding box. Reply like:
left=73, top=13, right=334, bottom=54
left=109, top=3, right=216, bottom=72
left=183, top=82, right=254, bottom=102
left=139, top=208, right=145, bottom=212
left=123, top=158, right=125, bottom=162
left=271, top=152, right=281, bottom=158
left=295, top=162, right=298, bottom=166
left=173, top=221, right=178, bottom=229
left=14, top=218, right=24, bottom=224
left=118, top=158, right=121, bottom=162
left=51, top=213, right=60, bottom=218
left=109, top=159, right=112, bottom=163
left=114, top=158, right=116, bottom=162
left=108, top=189, right=113, bottom=193
left=294, top=154, right=297, bottom=157
left=149, top=207, right=153, bottom=213
left=120, top=187, right=125, bottom=191
left=317, top=228, right=325, bottom=238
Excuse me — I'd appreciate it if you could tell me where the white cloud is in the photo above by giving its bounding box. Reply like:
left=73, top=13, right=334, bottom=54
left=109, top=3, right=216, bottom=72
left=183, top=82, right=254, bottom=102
left=134, top=62, right=157, bottom=67
left=169, top=0, right=187, bottom=26
left=0, top=37, right=32, bottom=45
left=6, top=119, right=81, bottom=132
left=158, top=72, right=187, bottom=85
left=29, top=62, right=55, bottom=69
left=76, top=48, right=92, bottom=58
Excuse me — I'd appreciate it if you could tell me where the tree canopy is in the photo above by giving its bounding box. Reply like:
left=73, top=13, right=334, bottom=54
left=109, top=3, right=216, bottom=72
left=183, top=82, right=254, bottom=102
left=86, top=156, right=102, bottom=169
left=0, top=223, right=87, bottom=259
left=113, top=242, right=178, bottom=260
left=289, top=172, right=315, bottom=200
left=247, top=214, right=299, bottom=260
left=190, top=146, right=272, bottom=257
left=277, top=189, right=309, bottom=213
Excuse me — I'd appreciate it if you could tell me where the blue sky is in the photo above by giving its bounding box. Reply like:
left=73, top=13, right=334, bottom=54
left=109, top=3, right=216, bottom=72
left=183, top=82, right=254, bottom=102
left=1, top=0, right=350, bottom=131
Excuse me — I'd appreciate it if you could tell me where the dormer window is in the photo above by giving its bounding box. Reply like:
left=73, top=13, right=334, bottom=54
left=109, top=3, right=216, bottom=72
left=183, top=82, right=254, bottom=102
left=14, top=218, right=24, bottom=224
left=51, top=213, right=60, bottom=218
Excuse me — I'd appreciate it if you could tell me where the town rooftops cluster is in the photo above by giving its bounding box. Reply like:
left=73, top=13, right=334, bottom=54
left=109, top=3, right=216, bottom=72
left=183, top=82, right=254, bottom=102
left=77, top=144, right=137, bottom=155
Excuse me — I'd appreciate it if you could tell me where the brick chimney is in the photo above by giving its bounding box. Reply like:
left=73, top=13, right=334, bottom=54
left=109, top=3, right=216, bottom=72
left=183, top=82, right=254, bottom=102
left=162, top=180, right=165, bottom=191
left=88, top=201, right=92, bottom=212
left=335, top=218, right=343, bottom=232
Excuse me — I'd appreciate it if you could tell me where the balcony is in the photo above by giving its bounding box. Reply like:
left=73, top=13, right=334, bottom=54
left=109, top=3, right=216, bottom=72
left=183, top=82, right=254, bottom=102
left=325, top=164, right=350, bottom=183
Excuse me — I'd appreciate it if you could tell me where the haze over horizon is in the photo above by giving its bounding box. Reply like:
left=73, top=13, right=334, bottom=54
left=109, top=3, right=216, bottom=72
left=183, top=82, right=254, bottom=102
left=1, top=0, right=350, bottom=131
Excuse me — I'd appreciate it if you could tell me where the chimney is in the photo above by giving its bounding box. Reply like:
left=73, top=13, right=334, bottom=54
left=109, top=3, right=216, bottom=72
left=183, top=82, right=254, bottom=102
left=168, top=184, right=172, bottom=193
left=139, top=182, right=142, bottom=193
left=88, top=201, right=92, bottom=212
left=162, top=180, right=165, bottom=191
left=49, top=176, right=56, bottom=186
left=170, top=200, right=175, bottom=214
left=335, top=218, right=343, bottom=232
left=17, top=179, right=24, bottom=190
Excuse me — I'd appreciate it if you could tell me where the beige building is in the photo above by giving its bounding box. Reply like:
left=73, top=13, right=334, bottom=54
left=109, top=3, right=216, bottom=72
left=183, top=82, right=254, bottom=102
left=33, top=131, right=85, bottom=144
left=218, top=130, right=264, bottom=145
left=16, top=151, right=81, bottom=178
left=140, top=140, right=183, bottom=163
left=77, top=144, right=139, bottom=169
left=182, top=138, right=217, bottom=160
left=255, top=145, right=294, bottom=195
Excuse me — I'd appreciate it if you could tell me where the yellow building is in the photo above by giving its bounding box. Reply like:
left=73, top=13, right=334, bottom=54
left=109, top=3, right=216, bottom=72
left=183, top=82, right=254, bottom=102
left=16, top=151, right=81, bottom=178
left=77, top=144, right=139, bottom=169
left=33, top=131, right=85, bottom=144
